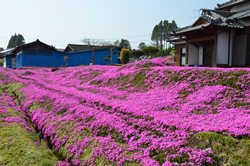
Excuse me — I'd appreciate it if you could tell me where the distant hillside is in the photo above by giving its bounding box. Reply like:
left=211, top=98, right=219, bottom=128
left=0, top=57, right=250, bottom=166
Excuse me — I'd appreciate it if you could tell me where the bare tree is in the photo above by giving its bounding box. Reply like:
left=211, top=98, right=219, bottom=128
left=81, top=38, right=112, bottom=46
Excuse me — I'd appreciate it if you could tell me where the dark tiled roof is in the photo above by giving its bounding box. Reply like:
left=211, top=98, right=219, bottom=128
left=201, top=9, right=244, bottom=28
left=172, top=0, right=249, bottom=37
left=0, top=40, right=58, bottom=57
left=174, top=7, right=247, bottom=35
left=175, top=23, right=211, bottom=34
left=64, top=44, right=119, bottom=52
left=229, top=10, right=250, bottom=19
left=217, top=0, right=246, bottom=9
left=65, top=44, right=97, bottom=52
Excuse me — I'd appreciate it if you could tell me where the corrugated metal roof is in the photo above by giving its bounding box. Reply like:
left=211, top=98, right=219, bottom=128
left=0, top=48, right=15, bottom=54
left=0, top=48, right=15, bottom=57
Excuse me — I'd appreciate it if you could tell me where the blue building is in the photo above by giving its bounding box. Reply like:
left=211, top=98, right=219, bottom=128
left=1, top=40, right=65, bottom=68
left=64, top=44, right=120, bottom=66
left=0, top=40, right=120, bottom=68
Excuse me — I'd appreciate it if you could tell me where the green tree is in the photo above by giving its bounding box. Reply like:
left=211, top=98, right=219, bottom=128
left=131, top=50, right=145, bottom=58
left=138, top=42, right=146, bottom=50
left=143, top=46, right=159, bottom=57
left=120, top=48, right=130, bottom=64
left=151, top=20, right=178, bottom=50
left=113, top=40, right=120, bottom=46
left=119, top=39, right=131, bottom=49
left=151, top=25, right=160, bottom=48
left=7, top=34, right=25, bottom=49
left=0, top=47, right=3, bottom=51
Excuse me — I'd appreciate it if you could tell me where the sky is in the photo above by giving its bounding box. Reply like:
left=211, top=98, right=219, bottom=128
left=0, top=0, right=226, bottom=49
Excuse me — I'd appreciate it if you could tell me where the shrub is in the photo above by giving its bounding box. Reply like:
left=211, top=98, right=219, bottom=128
left=131, top=50, right=145, bottom=58
left=143, top=46, right=159, bottom=56
left=120, top=48, right=130, bottom=64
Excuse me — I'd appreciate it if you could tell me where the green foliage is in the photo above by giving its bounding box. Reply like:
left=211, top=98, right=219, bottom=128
left=169, top=153, right=190, bottom=164
left=29, top=97, right=54, bottom=113
left=131, top=72, right=146, bottom=87
left=94, top=156, right=116, bottom=166
left=143, top=46, right=159, bottom=56
left=96, top=126, right=110, bottom=137
left=122, top=161, right=141, bottom=166
left=219, top=77, right=239, bottom=88
left=138, top=42, right=146, bottom=50
left=131, top=50, right=145, bottom=58
left=0, top=124, right=58, bottom=165
left=151, top=20, right=178, bottom=49
left=120, top=48, right=130, bottom=64
left=3, top=82, right=24, bottom=105
left=0, top=59, right=3, bottom=66
left=188, top=132, right=250, bottom=165
left=79, top=140, right=97, bottom=162
left=7, top=34, right=25, bottom=49
left=149, top=148, right=166, bottom=165
left=119, top=39, right=131, bottom=49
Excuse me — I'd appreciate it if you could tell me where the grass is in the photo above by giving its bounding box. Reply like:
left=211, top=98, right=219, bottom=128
left=131, top=72, right=146, bottom=87
left=29, top=98, right=54, bottom=113
left=0, top=123, right=59, bottom=166
left=79, top=140, right=97, bottom=162
left=149, top=148, right=166, bottom=165
left=188, top=132, right=250, bottom=165
left=94, top=156, right=116, bottom=166
left=0, top=83, right=59, bottom=165
left=3, top=82, right=24, bottom=105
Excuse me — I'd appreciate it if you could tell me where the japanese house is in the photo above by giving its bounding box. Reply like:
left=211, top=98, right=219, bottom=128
left=171, top=0, right=250, bottom=67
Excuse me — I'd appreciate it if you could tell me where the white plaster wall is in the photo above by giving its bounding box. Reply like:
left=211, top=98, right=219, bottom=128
left=217, top=31, right=229, bottom=65
left=198, top=46, right=203, bottom=66
left=188, top=44, right=199, bottom=65
left=233, top=34, right=247, bottom=66
left=3, top=57, right=6, bottom=68
left=229, top=29, right=235, bottom=66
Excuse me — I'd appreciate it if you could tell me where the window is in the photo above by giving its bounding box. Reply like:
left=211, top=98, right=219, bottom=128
left=180, top=48, right=186, bottom=66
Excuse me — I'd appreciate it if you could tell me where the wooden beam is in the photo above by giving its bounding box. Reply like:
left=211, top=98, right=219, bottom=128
left=187, top=35, right=216, bottom=43
left=186, top=43, right=189, bottom=65
left=213, top=36, right=217, bottom=67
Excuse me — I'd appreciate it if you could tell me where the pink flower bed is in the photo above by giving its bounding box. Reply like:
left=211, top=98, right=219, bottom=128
left=0, top=57, right=250, bottom=165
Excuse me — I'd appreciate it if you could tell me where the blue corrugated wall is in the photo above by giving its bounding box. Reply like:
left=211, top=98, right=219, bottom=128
left=4, top=46, right=119, bottom=68
left=5, top=56, right=12, bottom=68
left=93, top=49, right=119, bottom=65
left=66, top=51, right=92, bottom=66
left=65, top=48, right=119, bottom=66
left=16, top=53, right=22, bottom=68
left=20, top=51, right=65, bottom=68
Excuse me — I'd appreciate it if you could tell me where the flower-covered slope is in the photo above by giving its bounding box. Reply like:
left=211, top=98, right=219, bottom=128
left=0, top=75, right=59, bottom=165
left=0, top=57, right=250, bottom=166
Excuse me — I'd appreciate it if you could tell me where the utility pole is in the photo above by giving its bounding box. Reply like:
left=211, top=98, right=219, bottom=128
left=91, top=48, right=95, bottom=64
left=160, top=21, right=163, bottom=57
left=110, top=47, right=113, bottom=64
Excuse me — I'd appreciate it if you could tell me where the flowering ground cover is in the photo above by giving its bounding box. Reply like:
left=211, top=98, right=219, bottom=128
left=0, top=77, right=59, bottom=165
left=0, top=57, right=250, bottom=165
